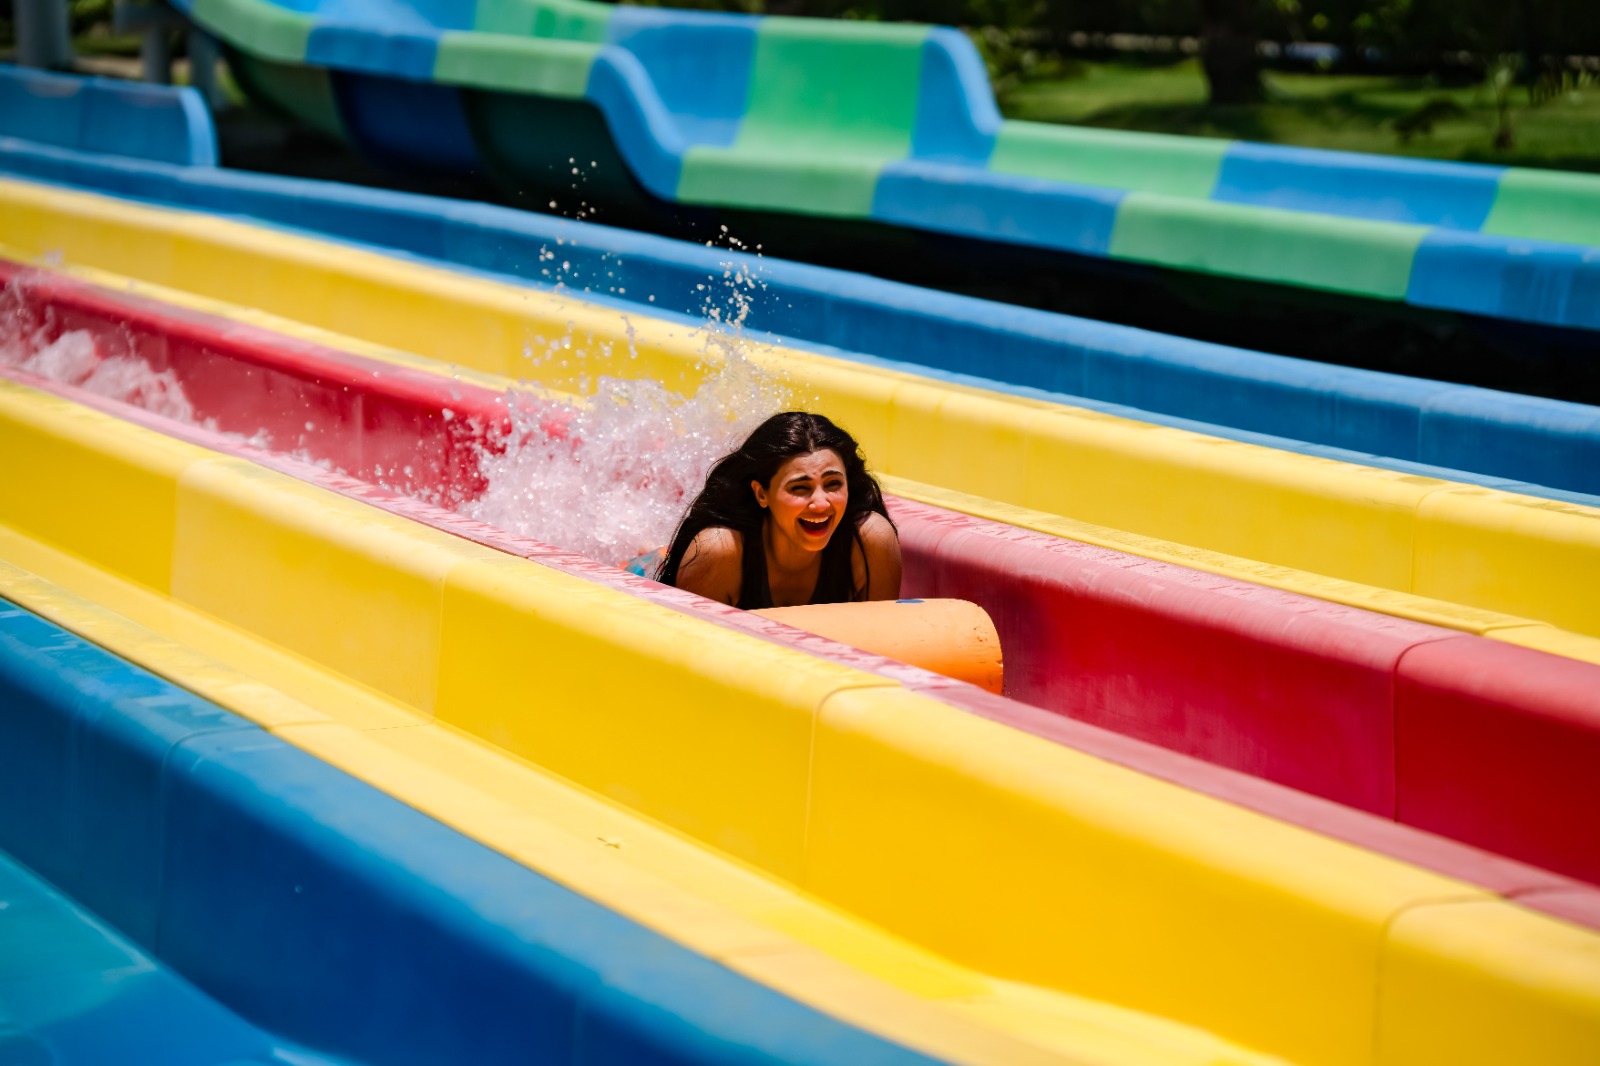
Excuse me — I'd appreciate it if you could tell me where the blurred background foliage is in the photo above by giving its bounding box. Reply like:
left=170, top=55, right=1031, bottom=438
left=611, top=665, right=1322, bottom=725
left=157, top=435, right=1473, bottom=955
left=619, top=0, right=1600, bottom=61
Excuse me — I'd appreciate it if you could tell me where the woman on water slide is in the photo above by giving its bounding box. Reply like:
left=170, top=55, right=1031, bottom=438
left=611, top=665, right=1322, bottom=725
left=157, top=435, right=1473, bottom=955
left=656, top=412, right=902, bottom=608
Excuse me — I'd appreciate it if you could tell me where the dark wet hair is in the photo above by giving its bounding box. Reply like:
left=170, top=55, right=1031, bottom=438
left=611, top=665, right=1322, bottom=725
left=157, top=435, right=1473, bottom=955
left=657, top=411, right=893, bottom=608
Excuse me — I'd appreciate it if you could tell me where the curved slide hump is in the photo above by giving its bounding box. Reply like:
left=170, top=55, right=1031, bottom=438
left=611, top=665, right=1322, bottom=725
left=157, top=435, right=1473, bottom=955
left=0, top=602, right=950, bottom=1066
left=152, top=0, right=1600, bottom=331
left=8, top=255, right=1600, bottom=893
left=7, top=176, right=1600, bottom=658
left=3, top=296, right=1600, bottom=1066
left=0, top=64, right=217, bottom=167
left=5, top=77, right=1599, bottom=501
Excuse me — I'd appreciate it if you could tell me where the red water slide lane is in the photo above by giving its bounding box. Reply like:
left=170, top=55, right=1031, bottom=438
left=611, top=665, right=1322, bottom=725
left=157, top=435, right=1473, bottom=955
left=4, top=259, right=1599, bottom=912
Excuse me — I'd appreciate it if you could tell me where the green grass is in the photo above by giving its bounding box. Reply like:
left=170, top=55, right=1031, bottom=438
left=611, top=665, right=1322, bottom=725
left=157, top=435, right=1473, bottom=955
left=1002, top=59, right=1600, bottom=173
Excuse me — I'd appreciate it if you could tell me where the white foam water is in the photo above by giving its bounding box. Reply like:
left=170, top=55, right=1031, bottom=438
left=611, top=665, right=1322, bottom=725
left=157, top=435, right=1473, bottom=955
left=460, top=234, right=793, bottom=563
left=0, top=293, right=200, bottom=423
left=463, top=332, right=788, bottom=564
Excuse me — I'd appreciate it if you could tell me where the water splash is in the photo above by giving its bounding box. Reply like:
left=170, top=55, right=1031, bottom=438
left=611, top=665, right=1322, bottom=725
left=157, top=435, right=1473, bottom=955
left=2, top=255, right=792, bottom=568
left=463, top=336, right=787, bottom=564
left=461, top=234, right=791, bottom=563
left=0, top=288, right=198, bottom=422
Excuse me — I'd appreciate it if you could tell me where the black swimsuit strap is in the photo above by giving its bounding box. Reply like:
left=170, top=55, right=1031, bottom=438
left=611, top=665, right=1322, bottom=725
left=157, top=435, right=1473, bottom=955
left=735, top=518, right=854, bottom=610
left=736, top=526, right=773, bottom=610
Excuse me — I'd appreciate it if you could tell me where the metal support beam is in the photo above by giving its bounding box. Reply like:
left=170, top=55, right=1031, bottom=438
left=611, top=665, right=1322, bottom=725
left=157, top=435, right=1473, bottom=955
left=113, top=0, right=229, bottom=109
left=14, top=0, right=74, bottom=70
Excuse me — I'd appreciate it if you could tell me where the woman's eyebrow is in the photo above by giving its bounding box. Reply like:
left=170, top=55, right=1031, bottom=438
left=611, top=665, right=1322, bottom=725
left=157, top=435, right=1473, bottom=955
left=788, top=469, right=845, bottom=486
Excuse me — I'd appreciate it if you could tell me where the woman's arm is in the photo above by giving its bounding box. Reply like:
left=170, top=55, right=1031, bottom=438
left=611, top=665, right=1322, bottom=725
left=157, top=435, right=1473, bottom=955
left=674, top=527, right=744, bottom=606
left=853, top=512, right=903, bottom=601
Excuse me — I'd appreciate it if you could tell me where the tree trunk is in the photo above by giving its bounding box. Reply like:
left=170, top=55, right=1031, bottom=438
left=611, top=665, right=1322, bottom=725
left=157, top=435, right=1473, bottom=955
left=1520, top=0, right=1545, bottom=87
left=1200, top=0, right=1264, bottom=105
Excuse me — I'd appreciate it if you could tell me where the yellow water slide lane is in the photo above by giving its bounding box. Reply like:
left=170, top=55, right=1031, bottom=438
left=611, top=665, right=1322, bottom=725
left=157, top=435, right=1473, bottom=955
left=2, top=318, right=1599, bottom=1063
left=4, top=176, right=1598, bottom=666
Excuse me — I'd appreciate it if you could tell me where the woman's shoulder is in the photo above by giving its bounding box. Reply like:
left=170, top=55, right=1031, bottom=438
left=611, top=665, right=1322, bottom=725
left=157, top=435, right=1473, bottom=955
left=687, top=525, right=742, bottom=557
left=676, top=526, right=744, bottom=606
left=849, top=511, right=902, bottom=601
left=855, top=510, right=897, bottom=545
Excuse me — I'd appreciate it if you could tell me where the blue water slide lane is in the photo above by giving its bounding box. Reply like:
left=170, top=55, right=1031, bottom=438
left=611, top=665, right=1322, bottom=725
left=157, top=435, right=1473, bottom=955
left=871, top=161, right=1124, bottom=257
left=0, top=841, right=340, bottom=1066
left=1212, top=143, right=1505, bottom=229
left=0, top=597, right=946, bottom=1066
left=3, top=93, right=1600, bottom=502
left=301, top=0, right=460, bottom=75
left=1407, top=227, right=1600, bottom=332
left=331, top=73, right=483, bottom=174
left=307, top=26, right=439, bottom=81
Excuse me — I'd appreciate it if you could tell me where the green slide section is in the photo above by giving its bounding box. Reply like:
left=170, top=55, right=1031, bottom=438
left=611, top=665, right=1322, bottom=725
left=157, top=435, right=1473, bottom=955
left=189, top=0, right=312, bottom=63
left=472, top=0, right=611, bottom=39
left=990, top=123, right=1229, bottom=199
left=739, top=19, right=927, bottom=156
left=676, top=19, right=928, bottom=217
left=1110, top=194, right=1428, bottom=300
left=433, top=33, right=598, bottom=96
left=676, top=148, right=888, bottom=217
left=1482, top=168, right=1600, bottom=247
left=442, top=0, right=611, bottom=98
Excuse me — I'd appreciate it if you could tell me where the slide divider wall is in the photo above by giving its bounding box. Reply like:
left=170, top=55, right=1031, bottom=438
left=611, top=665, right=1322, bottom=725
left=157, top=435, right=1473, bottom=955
left=0, top=65, right=216, bottom=167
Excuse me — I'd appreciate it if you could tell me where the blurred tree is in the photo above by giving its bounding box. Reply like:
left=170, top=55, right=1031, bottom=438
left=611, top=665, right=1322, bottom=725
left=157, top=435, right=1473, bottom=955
left=1198, top=0, right=1264, bottom=101
left=613, top=0, right=1600, bottom=103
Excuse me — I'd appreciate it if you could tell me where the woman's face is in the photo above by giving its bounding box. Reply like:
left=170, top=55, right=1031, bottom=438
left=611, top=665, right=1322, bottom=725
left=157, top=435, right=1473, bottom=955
left=752, top=449, right=848, bottom=555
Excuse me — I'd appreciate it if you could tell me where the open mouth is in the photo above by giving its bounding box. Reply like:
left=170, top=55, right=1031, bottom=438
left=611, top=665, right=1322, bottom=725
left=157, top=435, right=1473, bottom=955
left=798, top=515, right=833, bottom=537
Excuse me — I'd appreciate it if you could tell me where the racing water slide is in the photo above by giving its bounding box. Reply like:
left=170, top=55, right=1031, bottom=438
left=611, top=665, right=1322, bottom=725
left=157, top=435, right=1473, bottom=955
left=163, top=0, right=1600, bottom=354
left=9, top=220, right=1600, bottom=879
left=6, top=200, right=1600, bottom=1066
left=3, top=69, right=1600, bottom=1064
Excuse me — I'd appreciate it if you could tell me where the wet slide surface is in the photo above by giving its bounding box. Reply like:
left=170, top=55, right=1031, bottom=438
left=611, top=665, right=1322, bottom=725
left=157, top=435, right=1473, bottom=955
left=160, top=0, right=1600, bottom=333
